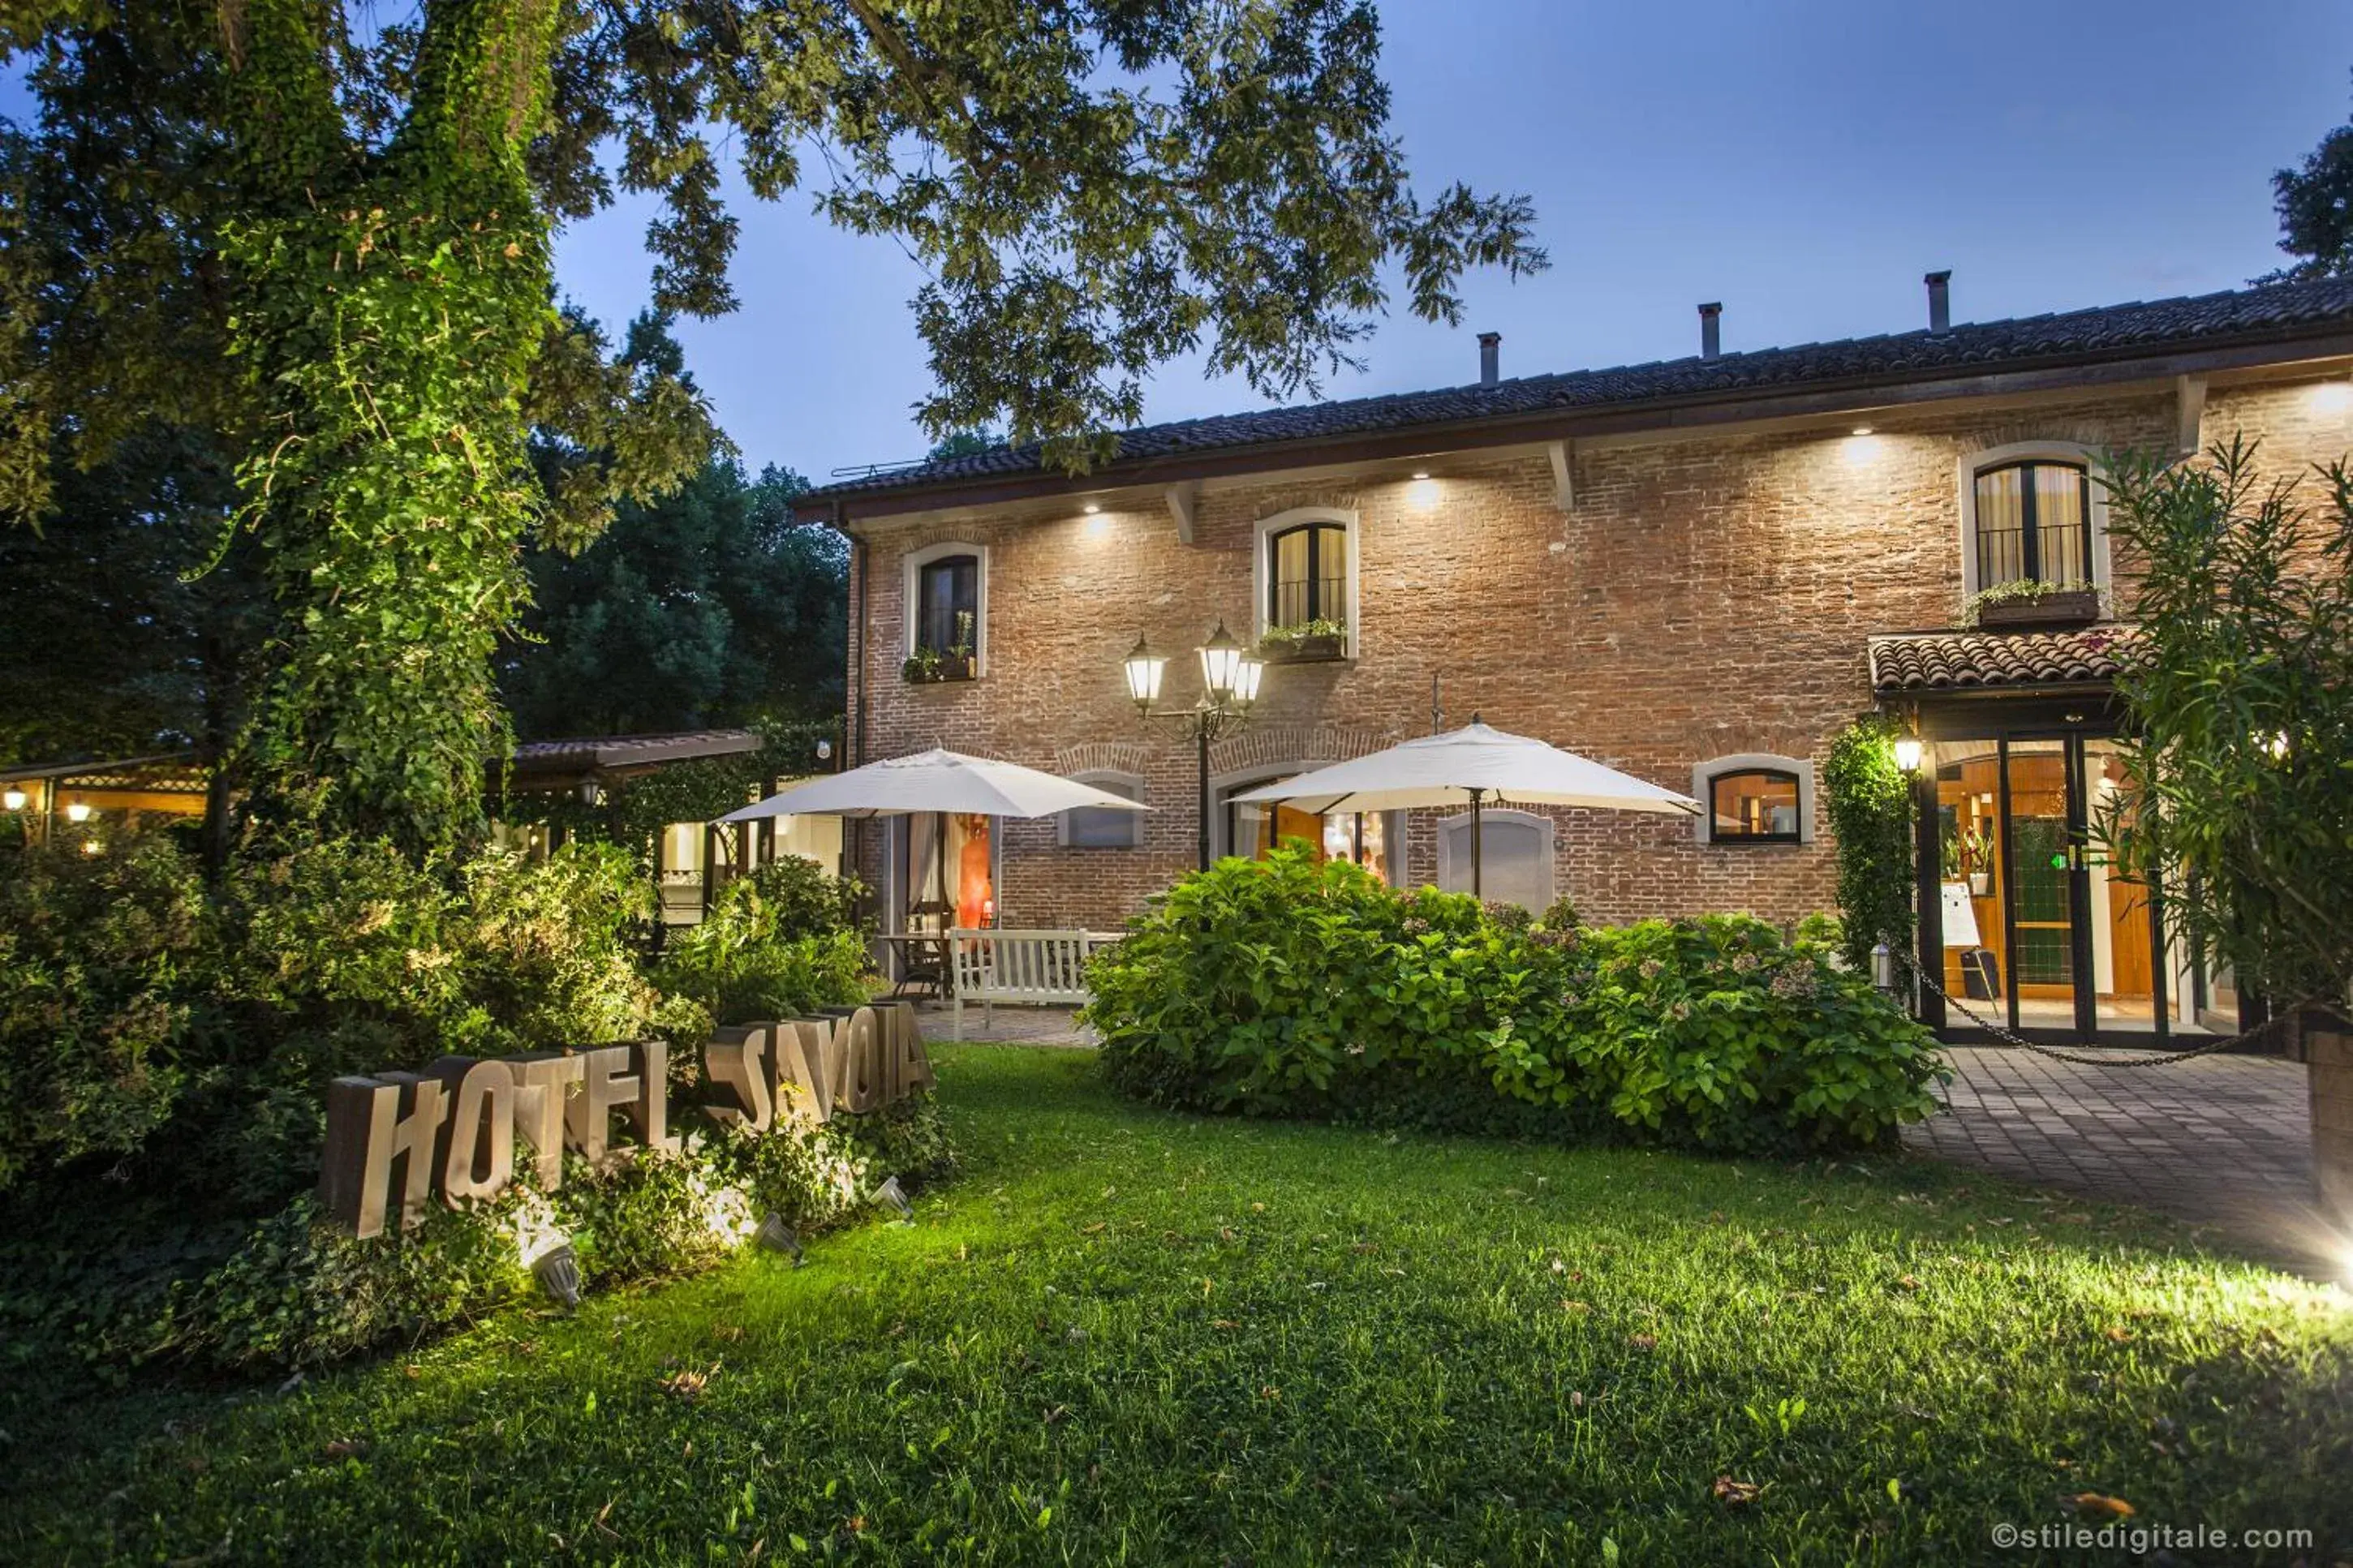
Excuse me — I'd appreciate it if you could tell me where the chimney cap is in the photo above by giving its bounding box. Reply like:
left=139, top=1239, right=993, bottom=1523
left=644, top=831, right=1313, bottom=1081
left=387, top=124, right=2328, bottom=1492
left=1924, top=269, right=1952, bottom=286
left=1477, top=330, right=1501, bottom=346
left=1697, top=301, right=1723, bottom=316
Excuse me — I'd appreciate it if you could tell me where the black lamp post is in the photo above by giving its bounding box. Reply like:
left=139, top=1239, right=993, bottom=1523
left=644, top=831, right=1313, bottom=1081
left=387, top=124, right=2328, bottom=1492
left=1125, top=621, right=1265, bottom=871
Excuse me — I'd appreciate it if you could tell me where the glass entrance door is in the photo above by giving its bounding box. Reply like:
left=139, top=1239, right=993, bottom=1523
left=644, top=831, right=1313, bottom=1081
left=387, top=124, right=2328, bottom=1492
left=2001, top=738, right=2081, bottom=1033
left=1928, top=730, right=2186, bottom=1042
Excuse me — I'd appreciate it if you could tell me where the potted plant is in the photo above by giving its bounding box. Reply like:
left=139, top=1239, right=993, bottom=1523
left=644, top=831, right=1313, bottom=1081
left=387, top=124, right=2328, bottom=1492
left=902, top=612, right=979, bottom=683
left=1258, top=617, right=1349, bottom=663
left=1962, top=578, right=2102, bottom=629
left=901, top=646, right=944, bottom=683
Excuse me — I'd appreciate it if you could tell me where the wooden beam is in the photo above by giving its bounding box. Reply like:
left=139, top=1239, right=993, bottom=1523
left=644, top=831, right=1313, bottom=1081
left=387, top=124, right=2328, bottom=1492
left=2174, top=372, right=2208, bottom=457
left=1546, top=439, right=1574, bottom=512
left=1164, top=482, right=1198, bottom=544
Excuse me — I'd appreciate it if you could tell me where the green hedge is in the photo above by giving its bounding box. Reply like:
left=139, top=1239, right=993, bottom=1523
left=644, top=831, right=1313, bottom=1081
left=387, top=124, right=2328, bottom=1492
left=1085, top=847, right=1943, bottom=1152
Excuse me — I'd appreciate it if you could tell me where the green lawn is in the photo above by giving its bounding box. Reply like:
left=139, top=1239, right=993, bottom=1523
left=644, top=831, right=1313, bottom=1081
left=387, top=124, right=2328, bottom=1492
left=5, top=1046, right=2349, bottom=1565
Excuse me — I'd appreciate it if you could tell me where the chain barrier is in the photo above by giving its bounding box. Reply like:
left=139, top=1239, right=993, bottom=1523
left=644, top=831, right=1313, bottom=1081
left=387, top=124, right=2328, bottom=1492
left=1888, top=944, right=2276, bottom=1068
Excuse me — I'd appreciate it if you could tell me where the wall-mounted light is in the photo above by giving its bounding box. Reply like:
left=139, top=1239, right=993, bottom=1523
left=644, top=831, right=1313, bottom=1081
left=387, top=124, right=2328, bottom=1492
left=1892, top=737, right=1924, bottom=772
left=815, top=737, right=834, bottom=762
left=1411, top=470, right=1430, bottom=479
left=1082, top=501, right=1102, bottom=514
left=2, top=788, right=24, bottom=812
left=2310, top=377, right=2353, bottom=415
left=64, top=798, right=91, bottom=823
left=1852, top=424, right=1874, bottom=436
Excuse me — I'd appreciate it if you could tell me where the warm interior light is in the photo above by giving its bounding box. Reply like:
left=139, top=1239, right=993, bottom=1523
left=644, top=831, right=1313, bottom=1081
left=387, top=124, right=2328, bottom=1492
left=1122, top=634, right=1167, bottom=710
left=64, top=798, right=91, bottom=823
left=1198, top=621, right=1244, bottom=700
left=2, top=788, right=24, bottom=811
left=1892, top=737, right=1924, bottom=771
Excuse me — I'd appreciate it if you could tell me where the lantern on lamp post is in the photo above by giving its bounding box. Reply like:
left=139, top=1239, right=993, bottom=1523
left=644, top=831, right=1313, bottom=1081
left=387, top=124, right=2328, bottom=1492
left=1125, top=621, right=1267, bottom=871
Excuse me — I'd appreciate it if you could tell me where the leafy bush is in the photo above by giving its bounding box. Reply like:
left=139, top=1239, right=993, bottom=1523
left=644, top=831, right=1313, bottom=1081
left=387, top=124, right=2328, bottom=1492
left=1822, top=716, right=1915, bottom=975
left=730, top=853, right=867, bottom=941
left=1086, top=847, right=1942, bottom=1152
left=653, top=874, right=873, bottom=1025
left=0, top=834, right=213, bottom=1192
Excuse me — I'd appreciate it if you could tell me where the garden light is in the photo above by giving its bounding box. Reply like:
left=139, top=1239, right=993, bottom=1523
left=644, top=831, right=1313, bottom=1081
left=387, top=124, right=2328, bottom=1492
left=869, top=1175, right=913, bottom=1220
left=754, top=1212, right=805, bottom=1264
left=64, top=797, right=91, bottom=823
left=1198, top=621, right=1244, bottom=701
left=2, top=788, right=23, bottom=811
left=81, top=839, right=101, bottom=856
left=1892, top=737, right=1924, bottom=772
left=531, top=1242, right=583, bottom=1308
left=1122, top=634, right=1166, bottom=712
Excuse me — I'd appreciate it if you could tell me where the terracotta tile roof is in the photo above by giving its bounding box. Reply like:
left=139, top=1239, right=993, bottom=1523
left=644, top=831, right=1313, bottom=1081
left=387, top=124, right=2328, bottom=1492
left=1869, top=627, right=2138, bottom=695
left=810, top=276, right=2353, bottom=503
left=509, top=729, right=761, bottom=775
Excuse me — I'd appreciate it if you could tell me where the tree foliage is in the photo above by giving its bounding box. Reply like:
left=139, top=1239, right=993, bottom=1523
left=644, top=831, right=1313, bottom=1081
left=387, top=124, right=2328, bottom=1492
left=2262, top=74, right=2353, bottom=283
left=3, top=1, right=1542, bottom=853
left=2097, top=438, right=2353, bottom=1011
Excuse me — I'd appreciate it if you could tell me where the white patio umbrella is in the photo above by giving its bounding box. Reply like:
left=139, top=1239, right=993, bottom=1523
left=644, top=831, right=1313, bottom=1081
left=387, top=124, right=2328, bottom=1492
left=720, top=749, right=1148, bottom=937
left=1229, top=717, right=1699, bottom=898
left=718, top=748, right=1151, bottom=823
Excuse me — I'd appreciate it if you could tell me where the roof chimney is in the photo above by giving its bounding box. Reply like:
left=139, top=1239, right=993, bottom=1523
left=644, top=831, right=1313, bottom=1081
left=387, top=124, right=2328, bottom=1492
left=1698, top=302, right=1722, bottom=361
left=1925, top=270, right=1951, bottom=334
left=1478, top=331, right=1500, bottom=386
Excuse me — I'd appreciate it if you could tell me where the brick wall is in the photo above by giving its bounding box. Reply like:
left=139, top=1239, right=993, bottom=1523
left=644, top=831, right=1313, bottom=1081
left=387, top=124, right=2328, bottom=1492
left=846, top=376, right=2350, bottom=933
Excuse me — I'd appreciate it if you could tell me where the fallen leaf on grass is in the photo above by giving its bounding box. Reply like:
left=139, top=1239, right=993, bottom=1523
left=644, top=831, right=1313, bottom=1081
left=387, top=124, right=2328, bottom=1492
left=1713, top=1476, right=1762, bottom=1506
left=322, top=1438, right=368, bottom=1459
left=1561, top=1300, right=1592, bottom=1314
left=2067, top=1493, right=2135, bottom=1520
left=1081, top=1222, right=1107, bottom=1235
left=1210, top=1318, right=1239, bottom=1330
left=1895, top=1274, right=1922, bottom=1291
left=1258, top=1385, right=1281, bottom=1402
left=2104, top=1326, right=2137, bottom=1343
left=659, top=1367, right=712, bottom=1402
left=1627, top=1334, right=1658, bottom=1351
left=1042, top=1405, right=1068, bottom=1425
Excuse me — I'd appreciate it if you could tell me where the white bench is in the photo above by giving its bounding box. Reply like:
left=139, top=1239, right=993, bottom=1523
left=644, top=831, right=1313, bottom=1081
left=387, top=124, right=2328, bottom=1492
left=945, top=929, right=1117, bottom=1039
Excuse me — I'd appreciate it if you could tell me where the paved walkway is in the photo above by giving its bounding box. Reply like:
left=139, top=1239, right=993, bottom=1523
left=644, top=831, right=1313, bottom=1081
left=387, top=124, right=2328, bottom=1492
left=1903, top=1046, right=2322, bottom=1252
left=907, top=1001, right=1094, bottom=1046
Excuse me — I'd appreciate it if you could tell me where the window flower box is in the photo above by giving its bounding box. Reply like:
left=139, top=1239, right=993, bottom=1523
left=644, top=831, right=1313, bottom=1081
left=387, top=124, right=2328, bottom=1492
left=1969, top=586, right=2101, bottom=630
left=902, top=650, right=978, bottom=684
left=1258, top=621, right=1349, bottom=664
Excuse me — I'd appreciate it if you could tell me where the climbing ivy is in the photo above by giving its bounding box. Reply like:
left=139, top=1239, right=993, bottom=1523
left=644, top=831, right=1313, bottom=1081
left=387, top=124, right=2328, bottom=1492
left=1822, top=716, right=1916, bottom=976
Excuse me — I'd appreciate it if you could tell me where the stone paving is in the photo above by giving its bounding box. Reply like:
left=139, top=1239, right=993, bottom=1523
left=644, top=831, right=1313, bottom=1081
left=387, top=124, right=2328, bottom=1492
left=907, top=1000, right=1095, bottom=1046
left=1902, top=1045, right=2322, bottom=1250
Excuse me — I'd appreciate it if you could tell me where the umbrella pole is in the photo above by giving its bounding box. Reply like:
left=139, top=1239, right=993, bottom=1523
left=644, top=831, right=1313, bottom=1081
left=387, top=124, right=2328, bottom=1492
left=1470, top=788, right=1485, bottom=900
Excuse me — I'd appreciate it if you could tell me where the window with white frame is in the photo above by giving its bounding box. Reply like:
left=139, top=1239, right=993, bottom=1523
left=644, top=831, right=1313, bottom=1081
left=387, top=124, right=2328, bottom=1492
left=1059, top=771, right=1144, bottom=848
left=1437, top=809, right=1555, bottom=909
left=1253, top=507, right=1359, bottom=646
left=1957, top=444, right=2107, bottom=598
left=902, top=540, right=987, bottom=675
left=1693, top=754, right=1815, bottom=846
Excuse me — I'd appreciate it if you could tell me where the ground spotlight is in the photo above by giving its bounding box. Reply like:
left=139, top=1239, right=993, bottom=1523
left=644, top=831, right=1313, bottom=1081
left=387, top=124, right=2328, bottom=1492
left=531, top=1241, right=583, bottom=1308
left=869, top=1175, right=913, bottom=1220
left=755, top=1212, right=805, bottom=1265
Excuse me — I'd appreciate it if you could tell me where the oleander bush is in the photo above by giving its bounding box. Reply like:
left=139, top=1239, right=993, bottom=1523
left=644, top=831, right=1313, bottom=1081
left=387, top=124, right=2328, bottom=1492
left=1086, top=845, right=1942, bottom=1152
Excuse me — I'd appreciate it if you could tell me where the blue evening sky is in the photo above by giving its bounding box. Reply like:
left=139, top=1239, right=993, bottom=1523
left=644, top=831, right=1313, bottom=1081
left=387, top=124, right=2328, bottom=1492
left=546, top=0, right=2351, bottom=479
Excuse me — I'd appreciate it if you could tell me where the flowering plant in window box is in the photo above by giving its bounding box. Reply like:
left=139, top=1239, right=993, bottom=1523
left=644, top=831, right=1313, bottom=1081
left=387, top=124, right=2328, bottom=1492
left=1962, top=580, right=2102, bottom=629
left=1258, top=617, right=1349, bottom=664
left=901, top=647, right=977, bottom=683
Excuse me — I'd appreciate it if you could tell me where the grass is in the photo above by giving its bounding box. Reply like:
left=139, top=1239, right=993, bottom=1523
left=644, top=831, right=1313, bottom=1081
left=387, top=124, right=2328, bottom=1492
left=3, top=1045, right=2349, bottom=1565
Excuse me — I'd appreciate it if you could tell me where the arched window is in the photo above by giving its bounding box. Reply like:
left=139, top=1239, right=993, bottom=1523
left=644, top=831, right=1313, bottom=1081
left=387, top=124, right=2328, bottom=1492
left=1267, top=520, right=1346, bottom=630
left=1252, top=507, right=1359, bottom=649
left=1059, top=771, right=1145, bottom=849
left=903, top=541, right=987, bottom=678
left=1956, top=444, right=2108, bottom=599
left=1972, top=460, right=2092, bottom=591
left=1437, top=809, right=1555, bottom=909
left=1693, top=754, right=1815, bottom=846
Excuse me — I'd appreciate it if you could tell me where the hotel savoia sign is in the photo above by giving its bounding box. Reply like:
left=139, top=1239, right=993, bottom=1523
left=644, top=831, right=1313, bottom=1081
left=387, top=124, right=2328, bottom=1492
left=320, top=1003, right=933, bottom=1239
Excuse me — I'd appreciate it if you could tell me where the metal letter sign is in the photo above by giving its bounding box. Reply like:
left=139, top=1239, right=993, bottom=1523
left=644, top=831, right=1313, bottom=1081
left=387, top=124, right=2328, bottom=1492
left=319, top=1003, right=934, bottom=1237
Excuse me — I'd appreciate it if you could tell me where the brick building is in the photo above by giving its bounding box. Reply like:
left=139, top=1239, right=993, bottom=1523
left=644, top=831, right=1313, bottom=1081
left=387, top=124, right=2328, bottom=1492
left=805, top=274, right=2353, bottom=1046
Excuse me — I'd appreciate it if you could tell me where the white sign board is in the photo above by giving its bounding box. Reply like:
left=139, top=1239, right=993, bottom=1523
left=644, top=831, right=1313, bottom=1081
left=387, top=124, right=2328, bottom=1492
left=1939, top=880, right=1982, bottom=949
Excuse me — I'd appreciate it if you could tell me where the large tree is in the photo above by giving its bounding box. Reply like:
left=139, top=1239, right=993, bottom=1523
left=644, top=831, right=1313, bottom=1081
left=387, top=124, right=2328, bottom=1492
left=2263, top=72, right=2353, bottom=281
left=2, top=1, right=1542, bottom=854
